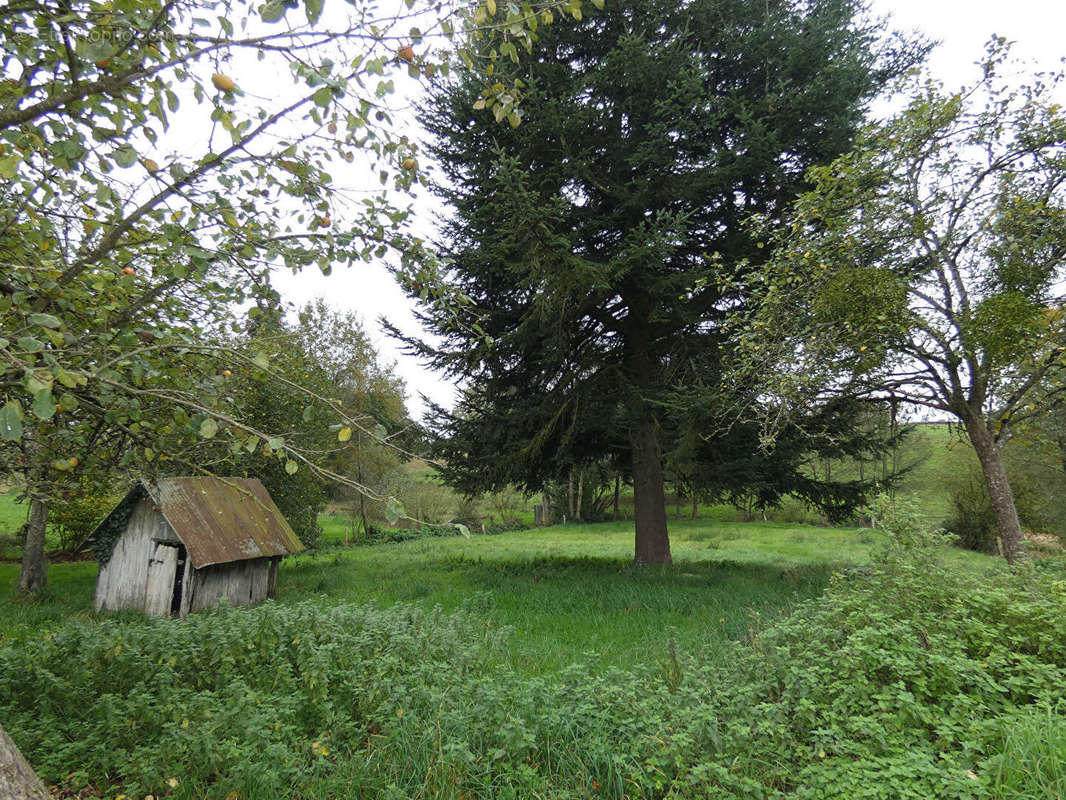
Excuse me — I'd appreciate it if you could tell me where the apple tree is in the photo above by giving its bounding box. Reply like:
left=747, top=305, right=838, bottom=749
left=741, top=43, right=1066, bottom=562
left=0, top=0, right=573, bottom=593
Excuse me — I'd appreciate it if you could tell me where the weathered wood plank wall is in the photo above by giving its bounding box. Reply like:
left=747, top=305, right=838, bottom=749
left=94, top=498, right=175, bottom=613
left=187, top=558, right=272, bottom=613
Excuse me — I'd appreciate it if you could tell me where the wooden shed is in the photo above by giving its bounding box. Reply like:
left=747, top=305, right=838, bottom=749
left=88, top=477, right=304, bottom=617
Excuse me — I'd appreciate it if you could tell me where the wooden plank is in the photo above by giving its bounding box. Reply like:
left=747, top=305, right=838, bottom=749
left=178, top=557, right=194, bottom=617
left=187, top=559, right=273, bottom=612
left=267, top=557, right=279, bottom=599
left=144, top=543, right=178, bottom=617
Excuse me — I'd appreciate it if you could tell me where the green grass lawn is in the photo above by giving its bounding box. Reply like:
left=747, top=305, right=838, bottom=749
left=0, top=487, right=27, bottom=531
left=0, top=517, right=993, bottom=672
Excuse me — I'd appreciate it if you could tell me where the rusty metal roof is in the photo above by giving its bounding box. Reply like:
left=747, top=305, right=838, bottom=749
left=137, top=477, right=304, bottom=568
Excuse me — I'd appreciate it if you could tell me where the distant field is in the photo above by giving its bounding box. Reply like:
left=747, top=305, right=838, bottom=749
left=893, top=421, right=976, bottom=520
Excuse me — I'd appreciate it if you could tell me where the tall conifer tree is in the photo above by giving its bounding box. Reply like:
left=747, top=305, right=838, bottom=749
left=404, top=0, right=923, bottom=563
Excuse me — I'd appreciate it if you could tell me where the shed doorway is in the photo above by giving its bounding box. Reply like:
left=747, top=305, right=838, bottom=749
left=170, top=544, right=188, bottom=615
left=145, top=542, right=185, bottom=617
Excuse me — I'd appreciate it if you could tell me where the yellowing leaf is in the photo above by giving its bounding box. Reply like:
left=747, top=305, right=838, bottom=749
left=338, top=426, right=352, bottom=442
left=0, top=154, right=19, bottom=178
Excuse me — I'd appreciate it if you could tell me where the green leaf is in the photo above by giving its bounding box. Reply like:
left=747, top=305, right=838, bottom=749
left=338, top=426, right=352, bottom=442
left=591, top=0, right=604, bottom=8
left=285, top=459, right=299, bottom=475
left=25, top=370, right=52, bottom=395
left=199, top=417, right=219, bottom=439
left=56, top=369, right=84, bottom=388
left=58, top=392, right=79, bottom=412
left=260, top=0, right=286, bottom=22
left=252, top=351, right=270, bottom=370
left=373, top=423, right=387, bottom=439
left=28, top=313, right=62, bottom=329
left=112, top=144, right=138, bottom=168
left=453, top=523, right=471, bottom=538
left=267, top=436, right=284, bottom=451
left=0, top=401, right=23, bottom=441
left=305, top=0, right=323, bottom=25
left=385, top=496, right=404, bottom=525
left=244, top=436, right=259, bottom=454
left=17, top=336, right=44, bottom=353
left=312, top=87, right=333, bottom=108
left=32, top=389, right=56, bottom=420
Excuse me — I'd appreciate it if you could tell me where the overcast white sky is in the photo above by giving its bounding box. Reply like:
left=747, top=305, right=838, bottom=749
left=272, top=0, right=1066, bottom=420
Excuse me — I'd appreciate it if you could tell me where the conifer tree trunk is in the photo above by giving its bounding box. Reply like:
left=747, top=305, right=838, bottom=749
left=627, top=337, right=671, bottom=564
left=630, top=416, right=671, bottom=564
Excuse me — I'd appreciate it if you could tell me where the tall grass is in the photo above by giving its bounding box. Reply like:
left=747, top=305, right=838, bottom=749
left=990, top=706, right=1066, bottom=799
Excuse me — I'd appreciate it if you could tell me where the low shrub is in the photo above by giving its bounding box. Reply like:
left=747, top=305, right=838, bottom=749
left=944, top=467, right=999, bottom=553
left=945, top=454, right=1066, bottom=553
left=696, top=501, right=1066, bottom=798
left=483, top=519, right=529, bottom=535
left=356, top=519, right=528, bottom=545
left=356, top=521, right=469, bottom=544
